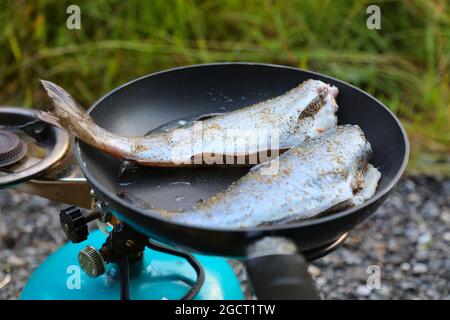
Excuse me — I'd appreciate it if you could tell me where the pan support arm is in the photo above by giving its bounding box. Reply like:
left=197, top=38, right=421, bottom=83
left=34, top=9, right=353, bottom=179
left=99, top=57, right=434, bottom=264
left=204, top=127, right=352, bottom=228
left=12, top=176, right=92, bottom=209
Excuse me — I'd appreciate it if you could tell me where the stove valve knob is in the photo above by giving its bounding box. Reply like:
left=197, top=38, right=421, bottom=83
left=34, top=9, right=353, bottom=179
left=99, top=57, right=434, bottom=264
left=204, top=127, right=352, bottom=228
left=78, top=246, right=106, bottom=278
left=60, top=205, right=101, bottom=243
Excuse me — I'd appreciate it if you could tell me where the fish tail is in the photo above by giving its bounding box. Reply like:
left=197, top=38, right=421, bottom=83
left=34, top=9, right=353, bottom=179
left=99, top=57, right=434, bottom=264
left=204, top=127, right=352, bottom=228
left=39, top=80, right=89, bottom=125
left=38, top=80, right=117, bottom=153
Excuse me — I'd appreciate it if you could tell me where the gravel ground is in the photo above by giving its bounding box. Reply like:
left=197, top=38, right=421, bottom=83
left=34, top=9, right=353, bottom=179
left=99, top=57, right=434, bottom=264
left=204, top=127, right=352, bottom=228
left=1, top=176, right=449, bottom=300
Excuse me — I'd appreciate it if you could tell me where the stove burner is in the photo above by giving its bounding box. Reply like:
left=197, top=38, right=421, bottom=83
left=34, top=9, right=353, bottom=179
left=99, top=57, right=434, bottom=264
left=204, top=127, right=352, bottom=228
left=0, top=130, right=27, bottom=167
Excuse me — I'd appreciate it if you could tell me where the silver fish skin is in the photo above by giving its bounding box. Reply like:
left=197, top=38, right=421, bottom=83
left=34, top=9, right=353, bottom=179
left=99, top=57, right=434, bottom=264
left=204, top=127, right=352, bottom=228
left=39, top=79, right=338, bottom=166
left=163, top=125, right=381, bottom=228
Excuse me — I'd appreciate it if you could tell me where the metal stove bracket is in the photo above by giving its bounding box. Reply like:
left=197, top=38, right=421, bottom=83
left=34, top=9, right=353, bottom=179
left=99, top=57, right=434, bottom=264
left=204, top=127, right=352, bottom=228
left=12, top=176, right=92, bottom=209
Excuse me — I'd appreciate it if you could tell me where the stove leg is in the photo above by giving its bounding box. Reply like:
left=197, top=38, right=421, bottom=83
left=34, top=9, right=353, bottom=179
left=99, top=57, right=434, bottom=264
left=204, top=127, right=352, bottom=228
left=119, top=256, right=130, bottom=300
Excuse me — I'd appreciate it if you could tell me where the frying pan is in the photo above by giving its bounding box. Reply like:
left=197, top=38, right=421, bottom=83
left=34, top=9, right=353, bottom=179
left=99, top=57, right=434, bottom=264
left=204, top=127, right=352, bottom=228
left=73, top=63, right=408, bottom=299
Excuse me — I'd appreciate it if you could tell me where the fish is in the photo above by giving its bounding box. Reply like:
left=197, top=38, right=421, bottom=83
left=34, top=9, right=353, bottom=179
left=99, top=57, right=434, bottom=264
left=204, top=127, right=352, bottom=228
left=125, top=125, right=381, bottom=228
left=38, top=79, right=339, bottom=166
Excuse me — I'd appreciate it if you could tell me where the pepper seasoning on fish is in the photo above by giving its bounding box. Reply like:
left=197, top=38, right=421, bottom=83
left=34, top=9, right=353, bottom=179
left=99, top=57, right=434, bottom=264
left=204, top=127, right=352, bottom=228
left=39, top=79, right=339, bottom=167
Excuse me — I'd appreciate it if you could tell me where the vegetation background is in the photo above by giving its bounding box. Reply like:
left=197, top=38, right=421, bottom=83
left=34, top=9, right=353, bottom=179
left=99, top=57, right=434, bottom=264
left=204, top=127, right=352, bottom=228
left=0, top=0, right=448, bottom=175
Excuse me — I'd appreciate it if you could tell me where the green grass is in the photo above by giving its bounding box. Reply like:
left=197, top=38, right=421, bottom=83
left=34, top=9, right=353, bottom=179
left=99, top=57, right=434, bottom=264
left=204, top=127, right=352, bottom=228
left=0, top=0, right=448, bottom=176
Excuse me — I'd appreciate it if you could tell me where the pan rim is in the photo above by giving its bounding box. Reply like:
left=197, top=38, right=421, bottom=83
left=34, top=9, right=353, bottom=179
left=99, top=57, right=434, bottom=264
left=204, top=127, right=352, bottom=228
left=75, top=62, right=409, bottom=233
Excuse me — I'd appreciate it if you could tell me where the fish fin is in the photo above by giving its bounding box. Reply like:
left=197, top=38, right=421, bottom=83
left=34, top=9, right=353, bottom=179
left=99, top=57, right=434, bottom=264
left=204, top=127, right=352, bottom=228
left=37, top=110, right=63, bottom=129
left=194, top=112, right=223, bottom=122
left=38, top=80, right=107, bottom=149
left=39, top=80, right=87, bottom=120
left=319, top=199, right=354, bottom=215
left=268, top=198, right=355, bottom=226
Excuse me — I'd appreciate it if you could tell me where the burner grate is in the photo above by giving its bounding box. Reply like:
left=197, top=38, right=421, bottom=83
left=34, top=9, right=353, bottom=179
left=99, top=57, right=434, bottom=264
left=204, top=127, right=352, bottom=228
left=0, top=130, right=27, bottom=167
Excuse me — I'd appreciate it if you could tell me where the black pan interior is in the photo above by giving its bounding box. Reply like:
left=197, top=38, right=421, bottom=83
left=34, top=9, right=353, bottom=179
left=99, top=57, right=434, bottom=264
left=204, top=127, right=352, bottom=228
left=76, top=63, right=408, bottom=254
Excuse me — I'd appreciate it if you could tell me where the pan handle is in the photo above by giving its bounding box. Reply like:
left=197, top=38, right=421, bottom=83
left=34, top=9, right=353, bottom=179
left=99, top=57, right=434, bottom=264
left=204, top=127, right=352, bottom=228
left=245, top=237, right=319, bottom=300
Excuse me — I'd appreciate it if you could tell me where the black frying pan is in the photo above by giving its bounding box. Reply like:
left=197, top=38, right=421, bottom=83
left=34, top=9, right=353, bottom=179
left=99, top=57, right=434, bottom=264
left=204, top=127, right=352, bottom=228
left=74, top=63, right=408, bottom=299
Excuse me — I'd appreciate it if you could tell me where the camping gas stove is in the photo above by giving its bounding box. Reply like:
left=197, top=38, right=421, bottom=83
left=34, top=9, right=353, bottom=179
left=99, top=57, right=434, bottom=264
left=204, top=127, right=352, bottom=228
left=0, top=106, right=349, bottom=300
